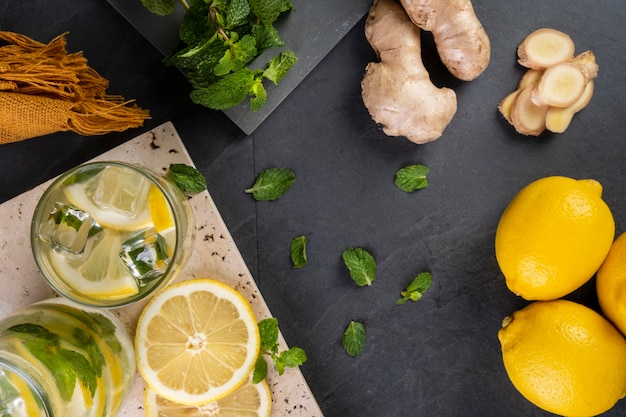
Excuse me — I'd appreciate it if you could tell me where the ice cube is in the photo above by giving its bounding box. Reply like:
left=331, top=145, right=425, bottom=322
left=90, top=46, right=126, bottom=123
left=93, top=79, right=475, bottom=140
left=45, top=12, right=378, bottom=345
left=119, top=228, right=170, bottom=285
left=39, top=203, right=103, bottom=255
left=89, top=166, right=150, bottom=217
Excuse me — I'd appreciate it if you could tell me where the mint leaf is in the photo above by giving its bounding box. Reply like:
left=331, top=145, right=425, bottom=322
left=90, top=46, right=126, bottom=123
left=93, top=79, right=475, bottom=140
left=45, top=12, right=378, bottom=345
left=245, top=167, right=296, bottom=201
left=343, top=321, right=366, bottom=357
left=258, top=318, right=279, bottom=353
left=249, top=0, right=294, bottom=25
left=264, top=50, right=297, bottom=84
left=141, top=0, right=176, bottom=15
left=397, top=272, right=433, bottom=305
left=249, top=79, right=267, bottom=112
left=275, top=347, right=306, bottom=375
left=342, top=247, right=376, bottom=286
left=290, top=235, right=307, bottom=268
left=190, top=68, right=259, bottom=110
left=253, top=356, right=268, bottom=383
left=226, top=0, right=251, bottom=27
left=166, top=164, right=207, bottom=193
left=214, top=34, right=258, bottom=76
left=252, top=24, right=284, bottom=53
left=395, top=164, right=430, bottom=192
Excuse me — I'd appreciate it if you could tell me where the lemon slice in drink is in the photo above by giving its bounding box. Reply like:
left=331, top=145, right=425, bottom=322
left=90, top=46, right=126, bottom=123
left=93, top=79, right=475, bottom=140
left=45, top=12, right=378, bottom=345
left=148, top=186, right=174, bottom=233
left=144, top=376, right=271, bottom=417
left=135, top=278, right=261, bottom=405
left=50, top=230, right=139, bottom=300
left=64, top=166, right=152, bottom=232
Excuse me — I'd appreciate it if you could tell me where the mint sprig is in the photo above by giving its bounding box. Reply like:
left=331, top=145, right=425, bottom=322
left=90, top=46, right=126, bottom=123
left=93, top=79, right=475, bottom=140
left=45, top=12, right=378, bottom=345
left=397, top=272, right=433, bottom=305
left=253, top=318, right=307, bottom=383
left=143, top=0, right=297, bottom=111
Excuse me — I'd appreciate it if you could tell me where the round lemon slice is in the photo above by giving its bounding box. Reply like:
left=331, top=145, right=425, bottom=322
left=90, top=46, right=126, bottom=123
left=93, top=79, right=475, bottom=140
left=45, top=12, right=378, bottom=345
left=49, top=230, right=139, bottom=300
left=144, top=377, right=271, bottom=417
left=135, top=278, right=261, bottom=406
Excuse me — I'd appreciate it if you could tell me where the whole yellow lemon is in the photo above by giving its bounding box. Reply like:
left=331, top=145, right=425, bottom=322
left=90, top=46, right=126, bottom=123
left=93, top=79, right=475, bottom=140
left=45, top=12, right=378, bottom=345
left=495, top=176, right=614, bottom=300
left=597, top=231, right=626, bottom=336
left=498, top=299, right=626, bottom=416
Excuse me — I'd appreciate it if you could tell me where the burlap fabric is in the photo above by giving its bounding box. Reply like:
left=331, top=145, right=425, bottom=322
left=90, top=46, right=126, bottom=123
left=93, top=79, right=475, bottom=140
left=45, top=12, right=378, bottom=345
left=0, top=31, right=150, bottom=144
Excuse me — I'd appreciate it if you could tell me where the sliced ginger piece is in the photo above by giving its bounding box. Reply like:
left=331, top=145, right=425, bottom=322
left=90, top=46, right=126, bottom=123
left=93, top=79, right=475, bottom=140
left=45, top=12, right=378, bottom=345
left=498, top=89, right=519, bottom=124
left=519, top=69, right=543, bottom=89
left=517, top=28, right=575, bottom=69
left=531, top=63, right=587, bottom=107
left=546, top=80, right=594, bottom=133
left=569, top=50, right=598, bottom=81
left=510, top=84, right=548, bottom=136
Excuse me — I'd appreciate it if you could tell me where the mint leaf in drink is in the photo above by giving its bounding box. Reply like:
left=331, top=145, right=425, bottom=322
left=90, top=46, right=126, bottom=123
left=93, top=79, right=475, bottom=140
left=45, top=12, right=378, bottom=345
left=245, top=167, right=296, bottom=201
left=263, top=50, right=298, bottom=84
left=166, top=164, right=207, bottom=193
left=290, top=235, right=307, bottom=268
left=397, top=272, right=433, bottom=305
left=343, top=321, right=366, bottom=357
left=342, top=247, right=376, bottom=286
left=395, top=164, right=430, bottom=192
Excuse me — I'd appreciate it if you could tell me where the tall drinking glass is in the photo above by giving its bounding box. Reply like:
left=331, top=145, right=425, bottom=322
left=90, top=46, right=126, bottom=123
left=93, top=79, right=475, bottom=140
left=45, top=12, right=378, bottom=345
left=0, top=298, right=135, bottom=417
left=30, top=161, right=195, bottom=308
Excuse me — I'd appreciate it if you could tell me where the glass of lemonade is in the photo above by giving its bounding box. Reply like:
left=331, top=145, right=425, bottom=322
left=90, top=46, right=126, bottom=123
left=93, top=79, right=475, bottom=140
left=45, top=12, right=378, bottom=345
left=0, top=298, right=135, bottom=417
left=31, top=161, right=195, bottom=308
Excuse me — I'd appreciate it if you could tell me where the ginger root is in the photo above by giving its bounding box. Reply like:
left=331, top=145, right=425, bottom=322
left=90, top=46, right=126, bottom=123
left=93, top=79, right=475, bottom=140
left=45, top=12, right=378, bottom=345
left=499, top=28, right=597, bottom=136
left=361, top=0, right=457, bottom=144
left=399, top=0, right=491, bottom=81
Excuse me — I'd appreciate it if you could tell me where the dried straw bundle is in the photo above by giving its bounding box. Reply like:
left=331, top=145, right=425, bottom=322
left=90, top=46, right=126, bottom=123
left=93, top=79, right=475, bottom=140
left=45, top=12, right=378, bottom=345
left=0, top=31, right=150, bottom=144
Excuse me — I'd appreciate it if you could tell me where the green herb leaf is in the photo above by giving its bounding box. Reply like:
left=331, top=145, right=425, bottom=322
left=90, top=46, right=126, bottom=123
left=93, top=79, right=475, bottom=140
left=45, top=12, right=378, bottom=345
left=258, top=318, right=279, bottom=354
left=226, top=0, right=251, bottom=27
left=190, top=68, right=259, bottom=110
left=397, top=272, right=433, bottom=305
left=249, top=79, right=267, bottom=112
left=290, top=235, right=307, bottom=268
left=253, top=356, right=268, bottom=383
left=166, top=164, right=207, bottom=193
left=342, top=321, right=366, bottom=357
left=214, top=34, right=258, bottom=76
left=263, top=50, right=298, bottom=84
left=395, top=164, right=430, bottom=192
left=249, top=0, right=294, bottom=26
left=141, top=0, right=176, bottom=16
left=245, top=167, right=296, bottom=201
left=274, top=347, right=307, bottom=375
left=342, top=247, right=376, bottom=286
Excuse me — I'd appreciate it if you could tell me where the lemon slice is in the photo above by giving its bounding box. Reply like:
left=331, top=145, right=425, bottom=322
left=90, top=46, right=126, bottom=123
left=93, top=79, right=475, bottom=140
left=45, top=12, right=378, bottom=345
left=64, top=166, right=152, bottom=232
left=50, top=230, right=139, bottom=300
left=148, top=186, right=174, bottom=233
left=7, top=371, right=44, bottom=416
left=144, top=376, right=271, bottom=417
left=135, top=278, right=260, bottom=406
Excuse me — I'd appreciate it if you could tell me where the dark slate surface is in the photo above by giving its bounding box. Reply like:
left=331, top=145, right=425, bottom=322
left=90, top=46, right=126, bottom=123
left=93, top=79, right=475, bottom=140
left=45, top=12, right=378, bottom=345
left=2, top=1, right=626, bottom=416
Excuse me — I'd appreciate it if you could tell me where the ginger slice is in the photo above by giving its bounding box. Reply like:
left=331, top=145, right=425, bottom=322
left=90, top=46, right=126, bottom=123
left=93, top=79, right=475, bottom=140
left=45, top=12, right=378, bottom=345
left=569, top=50, right=598, bottom=81
left=498, top=89, right=519, bottom=124
left=545, top=80, right=594, bottom=133
left=531, top=63, right=587, bottom=107
left=519, top=69, right=543, bottom=89
left=510, top=84, right=548, bottom=136
left=517, top=28, right=575, bottom=69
